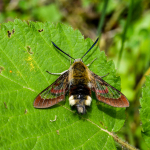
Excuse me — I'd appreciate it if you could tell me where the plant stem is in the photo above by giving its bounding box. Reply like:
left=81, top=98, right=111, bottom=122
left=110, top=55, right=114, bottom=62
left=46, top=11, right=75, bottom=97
left=97, top=0, right=109, bottom=39
left=117, top=0, right=133, bottom=68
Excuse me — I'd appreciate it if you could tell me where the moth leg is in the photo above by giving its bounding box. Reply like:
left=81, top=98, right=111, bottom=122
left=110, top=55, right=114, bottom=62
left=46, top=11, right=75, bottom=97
left=86, top=58, right=97, bottom=67
left=100, top=73, right=109, bottom=78
left=46, top=70, right=68, bottom=75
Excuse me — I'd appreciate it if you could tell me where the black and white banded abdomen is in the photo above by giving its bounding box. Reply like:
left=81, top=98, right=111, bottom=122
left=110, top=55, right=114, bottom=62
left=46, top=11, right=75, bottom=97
left=69, top=84, right=92, bottom=113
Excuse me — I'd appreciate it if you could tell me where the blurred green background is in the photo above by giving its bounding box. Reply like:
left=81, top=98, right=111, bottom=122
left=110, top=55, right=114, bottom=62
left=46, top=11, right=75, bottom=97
left=0, top=0, right=150, bottom=149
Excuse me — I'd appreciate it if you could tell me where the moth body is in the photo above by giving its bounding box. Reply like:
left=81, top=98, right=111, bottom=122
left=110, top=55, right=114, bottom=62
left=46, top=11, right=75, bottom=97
left=34, top=38, right=129, bottom=114
left=68, top=59, right=92, bottom=113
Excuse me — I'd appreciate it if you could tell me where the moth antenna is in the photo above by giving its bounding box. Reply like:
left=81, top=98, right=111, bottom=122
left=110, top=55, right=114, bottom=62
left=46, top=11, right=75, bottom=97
left=81, top=37, right=99, bottom=59
left=52, top=41, right=75, bottom=60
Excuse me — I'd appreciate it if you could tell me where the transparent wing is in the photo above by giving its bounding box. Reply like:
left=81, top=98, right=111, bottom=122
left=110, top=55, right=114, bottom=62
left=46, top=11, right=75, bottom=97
left=90, top=71, right=129, bottom=107
left=34, top=71, right=69, bottom=108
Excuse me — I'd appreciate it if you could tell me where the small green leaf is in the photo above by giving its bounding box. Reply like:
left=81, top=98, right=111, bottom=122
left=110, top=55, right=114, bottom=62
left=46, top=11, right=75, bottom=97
left=140, top=75, right=150, bottom=148
left=0, top=19, right=127, bottom=149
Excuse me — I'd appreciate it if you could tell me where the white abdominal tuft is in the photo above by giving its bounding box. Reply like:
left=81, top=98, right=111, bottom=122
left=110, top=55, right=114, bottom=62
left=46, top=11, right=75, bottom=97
left=69, top=95, right=76, bottom=106
left=85, top=96, right=92, bottom=106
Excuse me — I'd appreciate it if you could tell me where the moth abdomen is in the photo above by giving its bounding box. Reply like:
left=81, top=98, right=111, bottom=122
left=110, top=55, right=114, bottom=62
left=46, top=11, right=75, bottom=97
left=69, top=83, right=92, bottom=113
left=69, top=84, right=91, bottom=95
left=69, top=95, right=92, bottom=114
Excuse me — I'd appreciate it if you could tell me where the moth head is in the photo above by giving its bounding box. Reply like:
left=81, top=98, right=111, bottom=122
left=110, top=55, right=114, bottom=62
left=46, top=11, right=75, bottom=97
left=73, top=59, right=83, bottom=63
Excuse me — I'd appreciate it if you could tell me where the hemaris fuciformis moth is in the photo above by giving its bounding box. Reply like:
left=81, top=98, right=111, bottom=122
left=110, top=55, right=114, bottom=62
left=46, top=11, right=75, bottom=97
left=34, top=38, right=129, bottom=114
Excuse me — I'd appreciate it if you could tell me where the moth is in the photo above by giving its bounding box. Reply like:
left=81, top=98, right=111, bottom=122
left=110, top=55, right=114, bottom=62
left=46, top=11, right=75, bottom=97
left=34, top=38, right=129, bottom=114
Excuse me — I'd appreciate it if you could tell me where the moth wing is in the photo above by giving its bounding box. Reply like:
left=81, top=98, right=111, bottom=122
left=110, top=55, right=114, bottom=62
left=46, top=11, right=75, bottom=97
left=34, top=71, right=69, bottom=108
left=90, top=71, right=129, bottom=107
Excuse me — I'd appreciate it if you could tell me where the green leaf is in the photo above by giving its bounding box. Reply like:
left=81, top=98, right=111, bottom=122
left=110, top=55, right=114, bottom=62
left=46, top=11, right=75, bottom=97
left=0, top=19, right=127, bottom=149
left=140, top=75, right=150, bottom=148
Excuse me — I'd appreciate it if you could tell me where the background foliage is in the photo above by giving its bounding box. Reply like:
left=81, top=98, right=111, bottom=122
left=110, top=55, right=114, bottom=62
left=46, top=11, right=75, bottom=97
left=0, top=0, right=150, bottom=149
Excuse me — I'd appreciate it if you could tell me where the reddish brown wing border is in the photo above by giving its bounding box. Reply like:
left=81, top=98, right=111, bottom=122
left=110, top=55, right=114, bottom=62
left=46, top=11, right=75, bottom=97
left=90, top=71, right=129, bottom=107
left=34, top=71, right=69, bottom=108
